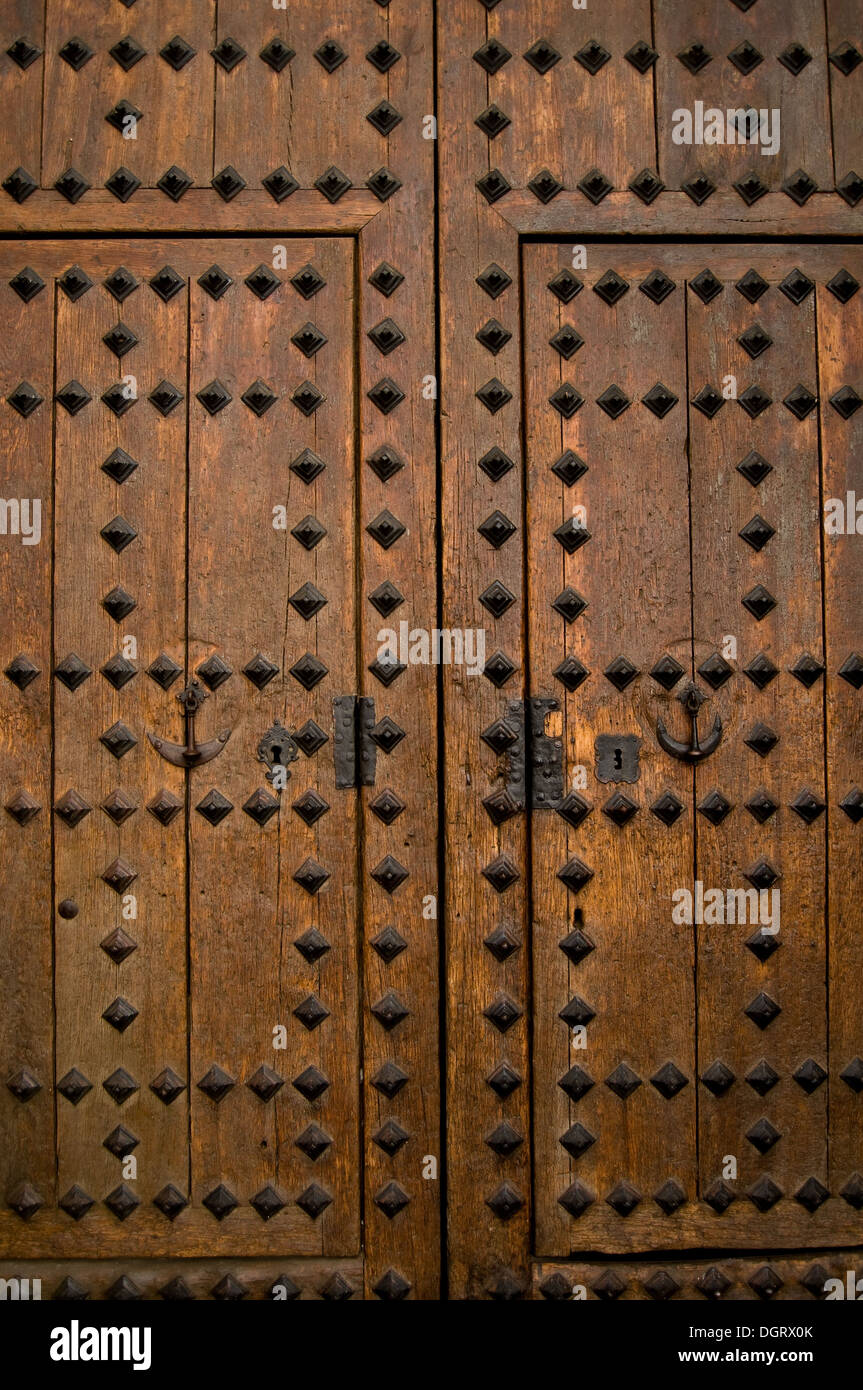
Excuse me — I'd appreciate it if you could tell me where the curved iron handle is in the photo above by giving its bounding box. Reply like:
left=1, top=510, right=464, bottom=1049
left=147, top=678, right=232, bottom=768
left=656, top=681, right=723, bottom=765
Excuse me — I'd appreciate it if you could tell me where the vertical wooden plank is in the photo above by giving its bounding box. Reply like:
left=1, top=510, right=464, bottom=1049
left=826, top=0, right=863, bottom=183
left=0, top=249, right=54, bottom=1221
left=688, top=258, right=828, bottom=1221
left=357, top=1, right=441, bottom=1300
left=41, top=0, right=215, bottom=189
left=817, top=265, right=863, bottom=1201
left=655, top=0, right=833, bottom=192
left=52, top=252, right=188, bottom=1231
left=188, top=237, right=359, bottom=1255
left=213, top=0, right=381, bottom=188
left=487, top=0, right=653, bottom=191
left=524, top=244, right=695, bottom=1256
left=0, top=1, right=45, bottom=183
left=439, top=0, right=530, bottom=1300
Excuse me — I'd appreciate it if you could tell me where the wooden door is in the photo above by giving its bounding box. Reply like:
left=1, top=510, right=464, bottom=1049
left=0, top=235, right=438, bottom=1302
left=1, top=0, right=862, bottom=1306
left=441, top=238, right=863, bottom=1298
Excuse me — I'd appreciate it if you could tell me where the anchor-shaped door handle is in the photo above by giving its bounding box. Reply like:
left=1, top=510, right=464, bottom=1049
left=147, top=678, right=231, bottom=768
left=656, top=680, right=722, bottom=764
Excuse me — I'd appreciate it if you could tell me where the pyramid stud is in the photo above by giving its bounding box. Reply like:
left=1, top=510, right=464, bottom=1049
left=102, top=997, right=138, bottom=1032
left=147, top=1067, right=184, bottom=1105
left=557, top=857, right=593, bottom=893
left=701, top=1060, right=735, bottom=1096
left=651, top=791, right=685, bottom=826
left=558, top=1180, right=595, bottom=1218
left=681, top=171, right=716, bottom=205
left=202, top=1184, right=238, bottom=1221
left=606, top=1181, right=642, bottom=1217
left=211, top=37, right=246, bottom=71
left=58, top=1186, right=94, bottom=1220
left=292, top=1067, right=330, bottom=1101
left=742, top=582, right=779, bottom=621
left=315, top=165, right=351, bottom=203
left=576, top=40, right=610, bottom=74
left=148, top=380, right=183, bottom=415
left=54, top=789, right=91, bottom=827
left=293, top=857, right=330, bottom=893
left=548, top=269, right=583, bottom=303
left=57, top=1068, right=93, bottom=1104
left=55, top=380, right=91, bottom=415
left=475, top=104, right=511, bottom=138
left=7, top=381, right=43, bottom=417
left=196, top=654, right=232, bottom=689
left=197, top=1064, right=235, bottom=1102
left=473, top=39, right=511, bottom=74
left=152, top=1186, right=189, bottom=1222
left=6, top=39, right=42, bottom=71
left=605, top=1062, right=642, bottom=1099
left=593, top=269, right=629, bottom=305
left=8, top=265, right=43, bottom=299
left=678, top=42, right=711, bottom=73
left=105, top=167, right=141, bottom=203
left=734, top=171, right=769, bottom=205
left=831, top=41, right=863, bottom=75
left=371, top=925, right=407, bottom=963
left=54, top=653, right=92, bottom=691
left=246, top=1065, right=284, bottom=1101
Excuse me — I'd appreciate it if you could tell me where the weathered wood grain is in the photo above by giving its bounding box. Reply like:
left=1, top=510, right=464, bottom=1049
left=484, top=0, right=653, bottom=191
left=356, top=0, right=440, bottom=1301
left=186, top=237, right=359, bottom=1256
left=0, top=245, right=54, bottom=1219
left=438, top=0, right=530, bottom=1300
left=687, top=259, right=827, bottom=1221
left=817, top=274, right=863, bottom=1199
left=0, top=190, right=381, bottom=235
left=655, top=0, right=833, bottom=191
left=0, top=1, right=44, bottom=183
left=535, top=1251, right=861, bottom=1300
left=51, top=253, right=188, bottom=1237
left=41, top=0, right=215, bottom=189
left=524, top=244, right=695, bottom=1257
left=498, top=190, right=862, bottom=235
left=214, top=0, right=382, bottom=188
left=0, top=1255, right=364, bottom=1299
left=826, top=0, right=863, bottom=182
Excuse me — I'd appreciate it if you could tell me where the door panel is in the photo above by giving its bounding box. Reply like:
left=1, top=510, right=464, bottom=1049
left=522, top=244, right=862, bottom=1256
left=0, top=237, right=364, bottom=1258
left=524, top=245, right=695, bottom=1257
left=186, top=238, right=359, bottom=1255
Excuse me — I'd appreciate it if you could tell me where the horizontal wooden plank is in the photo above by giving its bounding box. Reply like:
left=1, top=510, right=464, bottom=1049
left=535, top=1250, right=862, bottom=1300
left=0, top=190, right=382, bottom=234
left=0, top=1256, right=364, bottom=1299
left=496, top=190, right=863, bottom=235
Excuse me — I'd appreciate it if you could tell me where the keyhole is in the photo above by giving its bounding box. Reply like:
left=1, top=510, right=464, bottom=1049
left=271, top=744, right=282, bottom=763
left=613, top=746, right=623, bottom=770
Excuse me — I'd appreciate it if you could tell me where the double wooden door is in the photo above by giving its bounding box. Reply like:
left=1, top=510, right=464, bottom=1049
left=1, top=0, right=862, bottom=1301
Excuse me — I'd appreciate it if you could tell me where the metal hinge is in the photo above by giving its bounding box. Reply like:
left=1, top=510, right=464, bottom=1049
left=504, top=696, right=564, bottom=810
left=333, top=696, right=377, bottom=789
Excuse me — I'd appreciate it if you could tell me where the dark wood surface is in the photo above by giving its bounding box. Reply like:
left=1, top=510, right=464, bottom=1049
left=0, top=0, right=861, bottom=1299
